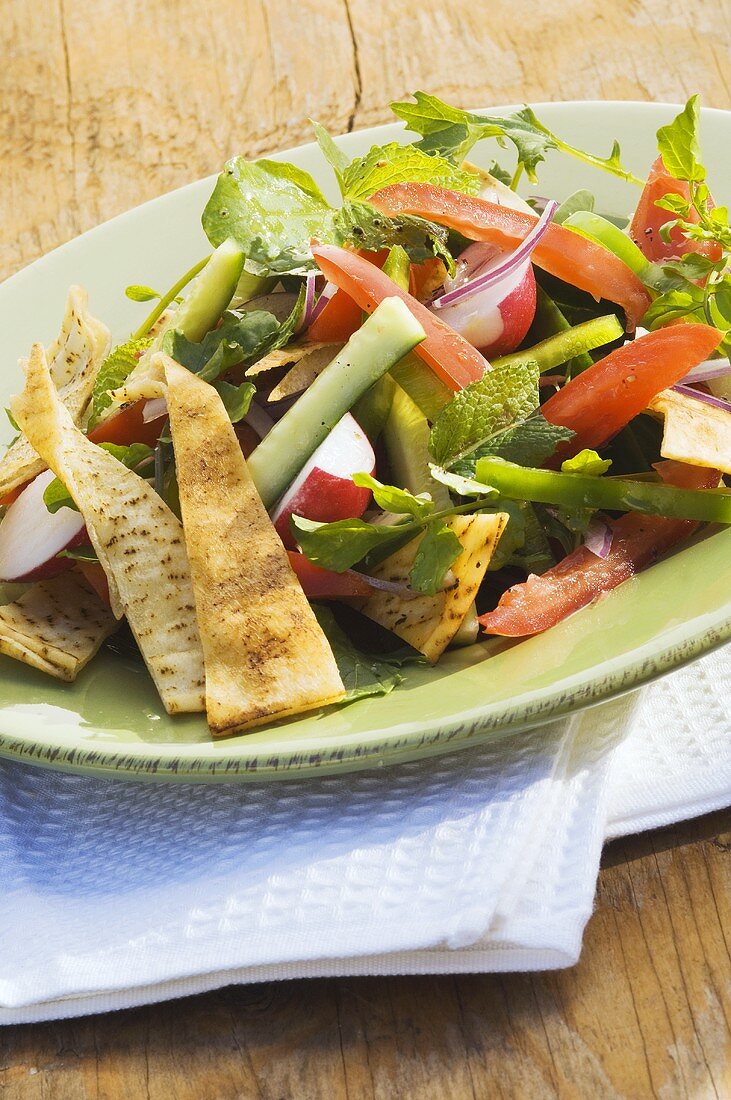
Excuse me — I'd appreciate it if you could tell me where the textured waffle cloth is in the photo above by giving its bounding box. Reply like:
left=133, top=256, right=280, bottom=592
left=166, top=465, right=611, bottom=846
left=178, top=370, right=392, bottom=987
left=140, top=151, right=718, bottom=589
left=0, top=647, right=728, bottom=1024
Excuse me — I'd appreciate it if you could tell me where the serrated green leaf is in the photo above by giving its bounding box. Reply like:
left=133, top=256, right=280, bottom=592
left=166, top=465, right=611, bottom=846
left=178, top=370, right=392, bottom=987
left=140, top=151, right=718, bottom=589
left=312, top=605, right=423, bottom=701
left=656, top=96, right=705, bottom=183
left=408, top=522, right=463, bottom=595
left=335, top=202, right=455, bottom=272
left=342, top=142, right=479, bottom=201
left=88, top=336, right=153, bottom=429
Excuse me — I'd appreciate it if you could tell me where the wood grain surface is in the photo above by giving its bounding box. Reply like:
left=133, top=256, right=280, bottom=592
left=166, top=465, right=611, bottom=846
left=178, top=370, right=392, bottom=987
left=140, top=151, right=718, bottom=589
left=0, top=1, right=729, bottom=1096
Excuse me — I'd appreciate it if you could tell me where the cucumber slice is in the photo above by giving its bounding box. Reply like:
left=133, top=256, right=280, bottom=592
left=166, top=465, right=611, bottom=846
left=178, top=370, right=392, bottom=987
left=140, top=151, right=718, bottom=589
left=384, top=384, right=451, bottom=511
left=248, top=297, right=425, bottom=509
left=231, top=270, right=277, bottom=308
left=390, top=353, right=453, bottom=420
left=171, top=238, right=244, bottom=342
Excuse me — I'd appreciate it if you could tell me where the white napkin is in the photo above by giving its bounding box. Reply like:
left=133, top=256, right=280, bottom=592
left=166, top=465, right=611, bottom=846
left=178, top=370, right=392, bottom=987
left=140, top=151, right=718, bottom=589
left=0, top=647, right=727, bottom=1025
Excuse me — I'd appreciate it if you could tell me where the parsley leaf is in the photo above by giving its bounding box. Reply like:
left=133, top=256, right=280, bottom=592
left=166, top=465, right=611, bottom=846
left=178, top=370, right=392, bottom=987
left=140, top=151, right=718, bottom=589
left=656, top=95, right=705, bottom=183
left=391, top=92, right=643, bottom=185
left=561, top=449, right=612, bottom=476
left=291, top=515, right=407, bottom=572
left=352, top=472, right=434, bottom=518
left=213, top=380, right=255, bottom=423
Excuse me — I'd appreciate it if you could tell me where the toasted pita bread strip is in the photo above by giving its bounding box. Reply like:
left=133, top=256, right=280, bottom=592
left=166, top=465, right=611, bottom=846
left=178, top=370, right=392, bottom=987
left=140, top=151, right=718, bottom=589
left=246, top=340, right=341, bottom=378
left=0, top=572, right=117, bottom=681
left=162, top=355, right=345, bottom=735
left=648, top=388, right=731, bottom=474
left=11, top=345, right=205, bottom=714
left=0, top=287, right=111, bottom=497
left=358, top=513, right=508, bottom=663
left=266, top=344, right=345, bottom=403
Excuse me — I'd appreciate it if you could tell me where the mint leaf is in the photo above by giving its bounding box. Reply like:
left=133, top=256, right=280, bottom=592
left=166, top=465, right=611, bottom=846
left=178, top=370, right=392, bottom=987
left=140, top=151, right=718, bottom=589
left=352, top=472, right=434, bottom=518
left=213, top=380, right=255, bottom=423
left=657, top=96, right=705, bottom=183
left=88, top=336, right=153, bottom=429
left=453, top=415, right=574, bottom=474
left=312, top=606, right=424, bottom=701
left=44, top=443, right=154, bottom=514
left=202, top=158, right=334, bottom=275
left=561, top=449, right=612, bottom=476
left=429, top=358, right=541, bottom=466
left=342, top=142, right=479, bottom=201
left=310, top=119, right=349, bottom=191
left=409, top=522, right=462, bottom=595
left=335, top=202, right=454, bottom=271
left=291, top=515, right=410, bottom=572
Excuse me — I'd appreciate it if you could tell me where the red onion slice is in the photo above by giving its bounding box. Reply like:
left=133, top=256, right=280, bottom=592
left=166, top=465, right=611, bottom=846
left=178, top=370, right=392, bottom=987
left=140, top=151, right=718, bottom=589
left=351, top=570, right=418, bottom=599
left=296, top=272, right=318, bottom=334
left=306, top=281, right=337, bottom=329
left=142, top=397, right=168, bottom=423
left=431, top=199, right=558, bottom=311
left=671, top=384, right=731, bottom=413
left=678, top=357, right=731, bottom=385
left=584, top=518, right=613, bottom=559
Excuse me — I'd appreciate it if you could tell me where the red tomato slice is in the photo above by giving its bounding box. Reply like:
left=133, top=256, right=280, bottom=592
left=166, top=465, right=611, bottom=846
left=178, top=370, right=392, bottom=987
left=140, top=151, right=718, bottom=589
left=312, top=245, right=488, bottom=390
left=0, top=484, right=25, bottom=508
left=88, top=401, right=166, bottom=448
left=541, top=323, right=721, bottom=458
left=369, top=183, right=651, bottom=331
left=307, top=249, right=390, bottom=344
left=629, top=156, right=722, bottom=263
left=287, top=550, right=374, bottom=599
left=478, top=462, right=720, bottom=637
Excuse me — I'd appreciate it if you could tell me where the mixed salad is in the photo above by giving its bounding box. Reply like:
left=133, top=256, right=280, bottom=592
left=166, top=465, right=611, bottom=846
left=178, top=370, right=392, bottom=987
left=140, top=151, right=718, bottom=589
left=0, top=93, right=729, bottom=735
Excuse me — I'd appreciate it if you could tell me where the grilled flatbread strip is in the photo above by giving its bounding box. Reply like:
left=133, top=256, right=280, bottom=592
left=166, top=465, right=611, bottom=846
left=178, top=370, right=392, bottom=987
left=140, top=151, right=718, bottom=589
left=0, top=287, right=110, bottom=497
left=358, top=513, right=508, bottom=663
left=0, top=572, right=117, bottom=681
left=11, top=344, right=205, bottom=714
left=161, top=355, right=345, bottom=735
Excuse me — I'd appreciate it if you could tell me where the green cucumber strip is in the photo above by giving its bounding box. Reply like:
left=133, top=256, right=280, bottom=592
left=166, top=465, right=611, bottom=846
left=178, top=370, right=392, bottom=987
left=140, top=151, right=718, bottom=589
left=248, top=296, right=426, bottom=508
left=390, top=353, right=453, bottom=420
left=563, top=211, right=652, bottom=280
left=232, top=270, right=277, bottom=307
left=474, top=458, right=731, bottom=524
left=170, top=238, right=245, bottom=343
left=492, top=314, right=623, bottom=375
left=384, top=384, right=451, bottom=510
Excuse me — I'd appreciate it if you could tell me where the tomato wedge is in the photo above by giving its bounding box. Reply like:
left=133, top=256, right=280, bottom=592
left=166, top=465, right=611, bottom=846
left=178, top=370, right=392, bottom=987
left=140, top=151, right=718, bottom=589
left=479, top=461, right=720, bottom=637
left=629, top=156, right=722, bottom=264
left=287, top=550, right=374, bottom=599
left=77, top=560, right=111, bottom=605
left=541, top=323, right=721, bottom=458
left=307, top=249, right=390, bottom=344
left=312, top=245, right=488, bottom=390
left=88, top=400, right=166, bottom=448
left=369, top=183, right=651, bottom=331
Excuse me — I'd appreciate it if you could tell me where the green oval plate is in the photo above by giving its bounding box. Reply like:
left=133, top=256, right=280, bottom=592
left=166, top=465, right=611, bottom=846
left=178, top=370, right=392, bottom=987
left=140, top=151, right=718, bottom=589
left=0, top=101, right=729, bottom=782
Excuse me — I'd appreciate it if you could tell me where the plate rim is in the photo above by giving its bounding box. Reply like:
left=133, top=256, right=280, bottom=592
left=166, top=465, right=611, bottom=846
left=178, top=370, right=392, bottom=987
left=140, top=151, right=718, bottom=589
left=0, top=99, right=729, bottom=781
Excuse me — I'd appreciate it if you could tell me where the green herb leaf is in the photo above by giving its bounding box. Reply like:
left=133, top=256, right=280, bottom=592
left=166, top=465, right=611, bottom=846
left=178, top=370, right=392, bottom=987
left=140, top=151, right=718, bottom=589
left=57, top=545, right=99, bottom=562
left=342, top=142, right=479, bottom=201
left=88, top=336, right=153, bottom=429
left=408, top=522, right=462, bottom=595
left=561, top=449, right=612, bottom=476
left=352, top=472, right=434, bottom=518
left=656, top=96, right=705, bottom=183
left=162, top=303, right=292, bottom=383
left=202, top=158, right=334, bottom=275
left=291, top=514, right=410, bottom=572
left=553, top=189, right=595, bottom=225
left=310, top=119, right=349, bottom=191
left=5, top=408, right=19, bottom=433
left=335, top=202, right=454, bottom=272
left=213, top=380, right=255, bottom=423
left=312, top=606, right=424, bottom=701
left=125, top=285, right=160, bottom=303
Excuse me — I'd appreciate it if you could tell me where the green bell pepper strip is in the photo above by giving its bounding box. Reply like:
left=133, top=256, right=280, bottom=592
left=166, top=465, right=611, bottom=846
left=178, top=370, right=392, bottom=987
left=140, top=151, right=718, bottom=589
left=492, top=314, right=624, bottom=375
left=563, top=211, right=654, bottom=282
left=474, top=458, right=731, bottom=524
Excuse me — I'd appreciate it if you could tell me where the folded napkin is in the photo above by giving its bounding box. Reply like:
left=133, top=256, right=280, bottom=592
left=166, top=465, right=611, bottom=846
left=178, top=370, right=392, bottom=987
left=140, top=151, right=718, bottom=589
left=0, top=647, right=728, bottom=1025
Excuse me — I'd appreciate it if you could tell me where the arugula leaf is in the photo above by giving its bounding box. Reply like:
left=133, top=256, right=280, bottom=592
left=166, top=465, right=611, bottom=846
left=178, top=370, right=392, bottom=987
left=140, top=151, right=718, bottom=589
left=88, top=336, right=153, bottom=429
left=202, top=158, right=333, bottom=275
left=341, top=142, right=479, bottom=201
left=291, top=514, right=408, bottom=571
left=213, top=380, right=255, bottom=423
left=657, top=95, right=705, bottom=183
left=409, top=522, right=462, bottom=595
left=561, top=449, right=612, bottom=476
left=312, top=606, right=423, bottom=701
left=352, top=472, right=434, bottom=518
left=310, top=118, right=349, bottom=190
left=44, top=443, right=154, bottom=514
left=391, top=92, right=643, bottom=185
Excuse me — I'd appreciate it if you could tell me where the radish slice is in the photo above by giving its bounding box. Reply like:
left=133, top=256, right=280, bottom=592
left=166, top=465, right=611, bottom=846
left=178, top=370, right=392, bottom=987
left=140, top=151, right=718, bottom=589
left=0, top=470, right=87, bottom=582
left=272, top=413, right=375, bottom=548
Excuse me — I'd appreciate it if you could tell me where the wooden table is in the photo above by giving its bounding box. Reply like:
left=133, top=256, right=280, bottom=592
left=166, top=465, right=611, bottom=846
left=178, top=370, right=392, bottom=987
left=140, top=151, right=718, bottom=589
left=1, top=2, right=729, bottom=1096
